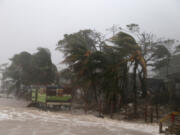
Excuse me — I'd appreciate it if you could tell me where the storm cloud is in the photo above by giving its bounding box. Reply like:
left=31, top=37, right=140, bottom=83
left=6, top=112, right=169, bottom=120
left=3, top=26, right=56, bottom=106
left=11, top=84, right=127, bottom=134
left=0, top=0, right=179, bottom=68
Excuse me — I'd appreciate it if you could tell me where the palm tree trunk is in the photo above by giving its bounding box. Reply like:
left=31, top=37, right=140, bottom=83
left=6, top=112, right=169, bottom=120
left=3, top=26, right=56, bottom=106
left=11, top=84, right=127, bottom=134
left=110, top=99, right=113, bottom=118
left=144, top=104, right=148, bottom=122
left=133, top=61, right=138, bottom=116
left=155, top=104, right=159, bottom=120
left=138, top=71, right=147, bottom=98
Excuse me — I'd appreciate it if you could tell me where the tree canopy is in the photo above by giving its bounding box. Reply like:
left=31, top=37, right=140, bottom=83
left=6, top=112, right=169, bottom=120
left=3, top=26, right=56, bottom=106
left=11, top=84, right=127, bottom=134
left=3, top=48, right=57, bottom=96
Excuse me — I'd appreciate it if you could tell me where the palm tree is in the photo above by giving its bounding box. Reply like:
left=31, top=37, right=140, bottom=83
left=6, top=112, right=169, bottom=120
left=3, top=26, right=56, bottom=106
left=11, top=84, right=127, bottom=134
left=57, top=30, right=105, bottom=112
left=57, top=29, right=147, bottom=116
left=111, top=32, right=147, bottom=115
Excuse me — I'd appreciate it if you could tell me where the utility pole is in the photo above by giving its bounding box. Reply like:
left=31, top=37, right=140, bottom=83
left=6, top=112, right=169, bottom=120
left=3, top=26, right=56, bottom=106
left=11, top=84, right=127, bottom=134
left=106, top=24, right=119, bottom=36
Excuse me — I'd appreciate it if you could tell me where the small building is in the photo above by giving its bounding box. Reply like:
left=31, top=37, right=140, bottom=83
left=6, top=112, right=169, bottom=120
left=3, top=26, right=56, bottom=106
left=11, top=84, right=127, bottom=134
left=31, top=85, right=72, bottom=109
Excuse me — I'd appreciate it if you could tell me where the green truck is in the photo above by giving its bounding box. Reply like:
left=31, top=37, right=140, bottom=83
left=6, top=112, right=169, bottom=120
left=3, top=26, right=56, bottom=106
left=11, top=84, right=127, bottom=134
left=32, top=85, right=72, bottom=109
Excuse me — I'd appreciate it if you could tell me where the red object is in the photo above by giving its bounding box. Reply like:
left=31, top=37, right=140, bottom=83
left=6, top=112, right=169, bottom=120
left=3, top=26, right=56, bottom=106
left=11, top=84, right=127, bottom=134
left=171, top=113, right=175, bottom=123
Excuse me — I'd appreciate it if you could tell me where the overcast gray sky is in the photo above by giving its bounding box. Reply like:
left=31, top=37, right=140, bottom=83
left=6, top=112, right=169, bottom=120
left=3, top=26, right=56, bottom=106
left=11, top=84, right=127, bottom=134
left=0, top=0, right=179, bottom=69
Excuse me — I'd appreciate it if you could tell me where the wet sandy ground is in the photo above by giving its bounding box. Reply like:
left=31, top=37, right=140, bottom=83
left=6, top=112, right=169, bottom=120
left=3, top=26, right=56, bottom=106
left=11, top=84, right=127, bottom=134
left=0, top=98, right=159, bottom=135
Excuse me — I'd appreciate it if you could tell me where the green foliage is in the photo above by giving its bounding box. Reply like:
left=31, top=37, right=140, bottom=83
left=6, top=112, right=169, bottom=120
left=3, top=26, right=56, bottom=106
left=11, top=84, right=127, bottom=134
left=153, top=40, right=180, bottom=78
left=3, top=48, right=57, bottom=96
left=126, top=24, right=140, bottom=33
left=175, top=45, right=180, bottom=54
left=31, top=48, right=57, bottom=85
left=111, top=32, right=138, bottom=56
left=57, top=29, right=145, bottom=114
left=6, top=51, right=32, bottom=85
left=153, top=45, right=170, bottom=59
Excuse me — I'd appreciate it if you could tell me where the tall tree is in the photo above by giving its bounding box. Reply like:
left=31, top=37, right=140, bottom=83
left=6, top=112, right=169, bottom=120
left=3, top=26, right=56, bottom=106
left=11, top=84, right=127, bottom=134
left=3, top=48, right=57, bottom=97
left=111, top=32, right=147, bottom=114
left=57, top=29, right=146, bottom=115
left=32, top=47, right=57, bottom=85
left=57, top=30, right=105, bottom=111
